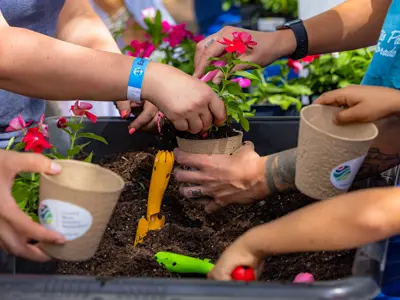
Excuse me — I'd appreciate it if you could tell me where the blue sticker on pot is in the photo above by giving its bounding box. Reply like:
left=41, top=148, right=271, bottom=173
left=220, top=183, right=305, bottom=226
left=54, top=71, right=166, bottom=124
left=330, top=154, right=367, bottom=190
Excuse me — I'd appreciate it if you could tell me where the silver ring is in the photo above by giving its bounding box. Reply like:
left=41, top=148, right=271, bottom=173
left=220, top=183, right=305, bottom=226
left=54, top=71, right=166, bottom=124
left=204, top=38, right=215, bottom=49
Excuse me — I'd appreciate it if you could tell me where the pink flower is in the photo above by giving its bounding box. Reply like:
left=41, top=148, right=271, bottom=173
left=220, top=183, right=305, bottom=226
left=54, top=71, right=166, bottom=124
left=219, top=37, right=246, bottom=54
left=191, top=34, right=204, bottom=43
left=57, top=117, right=68, bottom=129
left=37, top=114, right=49, bottom=138
left=129, top=40, right=156, bottom=58
left=141, top=7, right=156, bottom=20
left=5, top=114, right=33, bottom=133
left=162, top=21, right=171, bottom=33
left=232, top=32, right=257, bottom=49
left=70, top=100, right=97, bottom=123
left=22, top=127, right=53, bottom=154
left=165, top=24, right=188, bottom=47
left=288, top=59, right=304, bottom=74
left=200, top=60, right=226, bottom=82
left=231, top=77, right=251, bottom=88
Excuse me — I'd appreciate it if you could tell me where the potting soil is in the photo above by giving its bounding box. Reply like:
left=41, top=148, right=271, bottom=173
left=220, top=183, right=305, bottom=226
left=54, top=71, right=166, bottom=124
left=56, top=150, right=355, bottom=281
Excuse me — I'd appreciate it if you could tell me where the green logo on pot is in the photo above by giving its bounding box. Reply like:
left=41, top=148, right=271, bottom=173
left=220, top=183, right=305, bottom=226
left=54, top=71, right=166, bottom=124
left=39, top=204, right=53, bottom=225
left=333, top=165, right=351, bottom=181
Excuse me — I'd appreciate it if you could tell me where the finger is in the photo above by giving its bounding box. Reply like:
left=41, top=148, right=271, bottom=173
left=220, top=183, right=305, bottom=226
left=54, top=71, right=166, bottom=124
left=334, top=107, right=368, bottom=125
left=5, top=152, right=61, bottom=175
left=0, top=201, right=65, bottom=244
left=208, top=95, right=227, bottom=126
left=205, top=201, right=224, bottom=214
left=200, top=112, right=212, bottom=133
left=128, top=106, right=158, bottom=134
left=173, top=148, right=211, bottom=169
left=211, top=71, right=224, bottom=85
left=172, top=119, right=189, bottom=132
left=174, top=167, right=207, bottom=184
left=195, top=39, right=226, bottom=78
left=194, top=36, right=218, bottom=78
left=0, top=219, right=51, bottom=262
left=187, top=115, right=204, bottom=134
left=115, top=100, right=132, bottom=119
left=179, top=185, right=210, bottom=199
left=314, top=90, right=350, bottom=107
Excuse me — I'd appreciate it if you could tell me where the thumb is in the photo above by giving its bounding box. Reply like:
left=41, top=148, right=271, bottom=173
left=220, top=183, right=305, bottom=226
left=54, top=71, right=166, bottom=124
left=7, top=152, right=61, bottom=175
left=333, top=107, right=365, bottom=125
left=116, top=100, right=132, bottom=119
left=231, top=141, right=255, bottom=156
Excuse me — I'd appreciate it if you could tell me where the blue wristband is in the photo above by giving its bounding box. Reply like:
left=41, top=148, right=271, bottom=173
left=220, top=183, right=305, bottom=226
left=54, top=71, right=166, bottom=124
left=127, top=58, right=150, bottom=102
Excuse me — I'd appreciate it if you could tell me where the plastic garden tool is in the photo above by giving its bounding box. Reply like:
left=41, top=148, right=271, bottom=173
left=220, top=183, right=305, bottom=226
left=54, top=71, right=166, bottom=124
left=134, top=151, right=174, bottom=247
left=154, top=251, right=256, bottom=281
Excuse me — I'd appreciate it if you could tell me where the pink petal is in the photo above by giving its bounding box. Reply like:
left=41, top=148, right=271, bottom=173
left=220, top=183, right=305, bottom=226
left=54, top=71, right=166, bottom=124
left=85, top=111, right=97, bottom=123
left=78, top=101, right=93, bottom=110
left=5, top=125, right=17, bottom=133
left=39, top=114, right=45, bottom=125
left=293, top=273, right=315, bottom=283
left=213, top=60, right=226, bottom=67
left=141, top=7, right=156, bottom=19
left=41, top=124, right=49, bottom=138
left=8, top=116, right=23, bottom=131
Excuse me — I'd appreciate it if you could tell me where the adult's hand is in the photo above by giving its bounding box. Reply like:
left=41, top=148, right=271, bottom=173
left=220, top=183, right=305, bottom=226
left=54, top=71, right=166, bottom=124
left=142, top=62, right=227, bottom=134
left=0, top=150, right=66, bottom=261
left=173, top=141, right=268, bottom=213
left=314, top=85, right=400, bottom=125
left=193, top=26, right=296, bottom=80
left=116, top=100, right=159, bottom=134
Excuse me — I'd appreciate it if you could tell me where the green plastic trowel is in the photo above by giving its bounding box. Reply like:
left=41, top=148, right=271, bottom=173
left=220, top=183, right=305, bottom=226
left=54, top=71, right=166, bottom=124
left=154, top=251, right=256, bottom=281
left=154, top=251, right=214, bottom=274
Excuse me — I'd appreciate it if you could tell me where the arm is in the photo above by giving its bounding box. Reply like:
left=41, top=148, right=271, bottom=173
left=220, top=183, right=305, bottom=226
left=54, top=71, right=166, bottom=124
left=279, top=0, right=392, bottom=57
left=56, top=0, right=120, bottom=54
left=246, top=186, right=400, bottom=255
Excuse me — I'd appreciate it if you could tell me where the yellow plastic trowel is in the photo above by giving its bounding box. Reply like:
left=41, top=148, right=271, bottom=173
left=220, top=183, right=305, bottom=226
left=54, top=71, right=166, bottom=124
left=134, top=150, right=174, bottom=247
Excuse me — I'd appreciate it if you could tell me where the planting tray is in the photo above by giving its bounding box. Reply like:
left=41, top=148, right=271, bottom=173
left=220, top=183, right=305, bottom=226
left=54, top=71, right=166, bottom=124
left=0, top=117, right=391, bottom=300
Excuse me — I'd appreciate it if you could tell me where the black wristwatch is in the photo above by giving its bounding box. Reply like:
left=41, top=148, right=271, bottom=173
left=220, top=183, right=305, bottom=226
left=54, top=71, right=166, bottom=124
left=276, top=19, right=308, bottom=60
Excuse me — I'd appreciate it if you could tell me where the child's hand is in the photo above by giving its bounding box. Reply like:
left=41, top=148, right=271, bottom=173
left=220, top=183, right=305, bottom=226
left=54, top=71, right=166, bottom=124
left=314, top=85, right=400, bottom=125
left=208, top=232, right=263, bottom=281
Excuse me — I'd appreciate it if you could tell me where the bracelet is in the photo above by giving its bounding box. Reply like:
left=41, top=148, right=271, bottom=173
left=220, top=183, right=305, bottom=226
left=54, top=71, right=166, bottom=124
left=127, top=58, right=150, bottom=103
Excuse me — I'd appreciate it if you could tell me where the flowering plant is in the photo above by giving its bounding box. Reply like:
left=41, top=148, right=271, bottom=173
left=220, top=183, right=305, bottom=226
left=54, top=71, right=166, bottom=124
left=222, top=0, right=298, bottom=18
left=123, top=9, right=204, bottom=75
left=201, top=31, right=262, bottom=133
left=6, top=100, right=107, bottom=221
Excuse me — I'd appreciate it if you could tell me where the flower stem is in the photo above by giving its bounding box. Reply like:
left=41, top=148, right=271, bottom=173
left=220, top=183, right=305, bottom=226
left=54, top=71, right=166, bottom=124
left=67, top=115, right=84, bottom=159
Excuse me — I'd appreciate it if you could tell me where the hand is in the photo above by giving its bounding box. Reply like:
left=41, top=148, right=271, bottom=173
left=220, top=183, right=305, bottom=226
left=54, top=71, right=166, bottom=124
left=0, top=150, right=66, bottom=261
left=314, top=85, right=400, bottom=124
left=208, top=231, right=263, bottom=281
left=142, top=62, right=227, bottom=134
left=116, top=100, right=158, bottom=134
left=173, top=141, right=267, bottom=213
left=193, top=26, right=296, bottom=81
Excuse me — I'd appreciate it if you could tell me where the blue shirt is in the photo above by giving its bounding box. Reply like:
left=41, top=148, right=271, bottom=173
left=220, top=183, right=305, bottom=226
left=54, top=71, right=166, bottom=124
left=362, top=0, right=400, bottom=87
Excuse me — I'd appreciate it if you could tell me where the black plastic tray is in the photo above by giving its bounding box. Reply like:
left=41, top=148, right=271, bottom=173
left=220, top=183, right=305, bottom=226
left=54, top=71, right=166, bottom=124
left=0, top=117, right=389, bottom=300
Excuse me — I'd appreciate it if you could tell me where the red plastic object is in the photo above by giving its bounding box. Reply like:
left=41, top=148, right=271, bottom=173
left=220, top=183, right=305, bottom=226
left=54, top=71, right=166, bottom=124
left=231, top=266, right=256, bottom=281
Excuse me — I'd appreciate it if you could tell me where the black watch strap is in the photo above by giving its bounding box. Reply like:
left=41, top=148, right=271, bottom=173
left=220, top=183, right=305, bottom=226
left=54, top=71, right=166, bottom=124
left=276, top=19, right=308, bottom=60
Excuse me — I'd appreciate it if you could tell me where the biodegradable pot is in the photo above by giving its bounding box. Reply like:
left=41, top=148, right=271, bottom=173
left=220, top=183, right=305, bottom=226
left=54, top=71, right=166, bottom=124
left=38, top=160, right=125, bottom=261
left=295, top=104, right=379, bottom=199
left=176, top=130, right=243, bottom=155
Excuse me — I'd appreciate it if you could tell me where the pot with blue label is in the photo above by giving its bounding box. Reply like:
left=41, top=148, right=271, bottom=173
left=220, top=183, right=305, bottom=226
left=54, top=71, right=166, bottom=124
left=38, top=160, right=125, bottom=261
left=295, top=104, right=378, bottom=199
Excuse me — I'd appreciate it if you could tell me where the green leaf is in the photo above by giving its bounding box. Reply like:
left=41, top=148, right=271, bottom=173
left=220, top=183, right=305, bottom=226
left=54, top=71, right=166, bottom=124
left=47, top=152, right=65, bottom=159
left=67, top=141, right=91, bottom=157
left=232, top=59, right=262, bottom=69
left=77, top=132, right=108, bottom=145
left=68, top=122, right=84, bottom=132
left=283, top=84, right=313, bottom=96
left=12, top=142, right=26, bottom=152
left=239, top=114, right=250, bottom=132
left=226, top=100, right=241, bottom=113
left=204, top=65, right=218, bottom=73
left=84, top=152, right=94, bottom=163
left=226, top=82, right=242, bottom=95
left=208, top=57, right=223, bottom=61
left=233, top=71, right=260, bottom=82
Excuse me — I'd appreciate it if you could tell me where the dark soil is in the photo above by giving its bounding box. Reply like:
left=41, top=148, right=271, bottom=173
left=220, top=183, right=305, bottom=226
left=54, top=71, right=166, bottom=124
left=56, top=150, right=356, bottom=281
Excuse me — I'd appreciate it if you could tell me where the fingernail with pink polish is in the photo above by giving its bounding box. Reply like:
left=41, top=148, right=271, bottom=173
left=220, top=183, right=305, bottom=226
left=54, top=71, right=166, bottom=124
left=129, top=128, right=136, bottom=135
left=121, top=110, right=128, bottom=118
left=293, top=273, right=315, bottom=283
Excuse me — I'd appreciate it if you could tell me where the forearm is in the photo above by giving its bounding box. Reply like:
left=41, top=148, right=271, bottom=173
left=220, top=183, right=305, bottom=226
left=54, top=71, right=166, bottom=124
left=278, top=0, right=391, bottom=57
left=0, top=26, right=156, bottom=101
left=244, top=187, right=400, bottom=256
left=260, top=116, right=400, bottom=196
